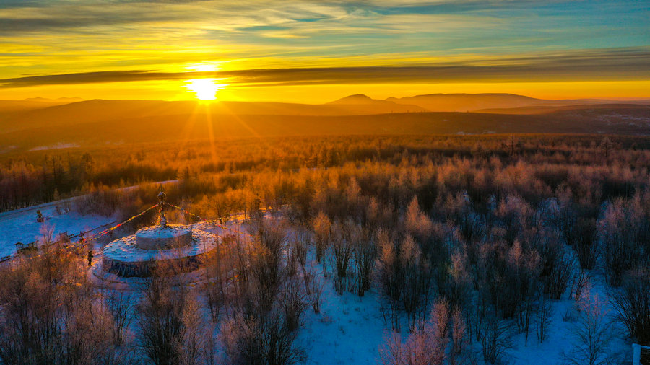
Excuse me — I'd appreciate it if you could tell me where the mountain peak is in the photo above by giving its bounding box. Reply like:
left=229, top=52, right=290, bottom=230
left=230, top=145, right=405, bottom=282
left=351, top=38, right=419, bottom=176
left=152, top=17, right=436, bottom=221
left=411, top=93, right=537, bottom=100
left=25, top=97, right=52, bottom=102
left=346, top=94, right=372, bottom=99
left=328, top=94, right=375, bottom=104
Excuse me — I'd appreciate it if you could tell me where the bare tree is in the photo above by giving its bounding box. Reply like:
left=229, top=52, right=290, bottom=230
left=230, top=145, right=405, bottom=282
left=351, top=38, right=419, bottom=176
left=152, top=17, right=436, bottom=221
left=105, top=290, right=135, bottom=346
left=219, top=310, right=303, bottom=365
left=480, top=313, right=513, bottom=365
left=0, top=242, right=123, bottom=365
left=312, top=211, right=331, bottom=264
left=598, top=198, right=647, bottom=286
left=279, top=275, right=308, bottom=332
left=379, top=300, right=449, bottom=365
left=138, top=275, right=189, bottom=365
left=302, top=264, right=324, bottom=314
left=610, top=271, right=650, bottom=345
left=330, top=220, right=355, bottom=294
left=352, top=225, right=377, bottom=296
left=536, top=295, right=552, bottom=343
left=400, top=234, right=432, bottom=329
left=450, top=307, right=469, bottom=365
left=176, top=291, right=215, bottom=365
left=563, top=288, right=615, bottom=365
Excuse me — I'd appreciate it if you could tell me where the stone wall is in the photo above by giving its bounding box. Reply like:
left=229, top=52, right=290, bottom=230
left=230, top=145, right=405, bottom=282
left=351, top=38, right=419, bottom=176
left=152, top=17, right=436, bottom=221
left=102, top=250, right=211, bottom=277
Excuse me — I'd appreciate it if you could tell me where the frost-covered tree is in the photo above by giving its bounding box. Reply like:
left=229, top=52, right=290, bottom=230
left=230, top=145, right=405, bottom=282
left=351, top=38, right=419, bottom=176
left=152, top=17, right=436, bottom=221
left=564, top=288, right=615, bottom=365
left=598, top=197, right=649, bottom=285
left=311, top=211, right=331, bottom=264
left=379, top=300, right=449, bottom=365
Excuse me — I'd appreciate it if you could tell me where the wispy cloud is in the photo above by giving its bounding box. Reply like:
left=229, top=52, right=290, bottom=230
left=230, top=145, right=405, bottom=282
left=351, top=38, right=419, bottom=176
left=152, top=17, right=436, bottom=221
left=2, top=47, right=649, bottom=88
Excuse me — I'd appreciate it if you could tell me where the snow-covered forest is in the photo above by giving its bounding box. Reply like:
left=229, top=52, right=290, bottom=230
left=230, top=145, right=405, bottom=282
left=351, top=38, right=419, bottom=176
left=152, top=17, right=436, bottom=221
left=1, top=135, right=649, bottom=365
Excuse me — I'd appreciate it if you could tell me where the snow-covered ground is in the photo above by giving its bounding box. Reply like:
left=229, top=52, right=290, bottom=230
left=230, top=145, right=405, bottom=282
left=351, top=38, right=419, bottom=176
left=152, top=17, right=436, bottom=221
left=0, top=200, right=114, bottom=259
left=506, top=278, right=629, bottom=365
left=0, top=180, right=179, bottom=260
left=295, top=265, right=630, bottom=365
left=297, top=270, right=386, bottom=365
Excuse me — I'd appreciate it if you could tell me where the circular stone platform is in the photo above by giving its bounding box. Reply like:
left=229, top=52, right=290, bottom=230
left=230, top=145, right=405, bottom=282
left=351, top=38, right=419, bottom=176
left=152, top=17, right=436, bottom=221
left=102, top=226, right=219, bottom=277
left=136, top=224, right=193, bottom=250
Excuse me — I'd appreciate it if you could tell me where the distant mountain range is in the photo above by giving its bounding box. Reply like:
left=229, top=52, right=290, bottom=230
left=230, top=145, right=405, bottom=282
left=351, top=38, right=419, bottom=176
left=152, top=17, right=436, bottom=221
left=2, top=93, right=649, bottom=120
left=387, top=93, right=542, bottom=112
left=1, top=93, right=649, bottom=152
left=326, top=94, right=427, bottom=113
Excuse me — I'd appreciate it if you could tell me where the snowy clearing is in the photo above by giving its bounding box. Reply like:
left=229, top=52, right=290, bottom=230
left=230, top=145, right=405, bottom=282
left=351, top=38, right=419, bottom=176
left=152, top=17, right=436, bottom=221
left=0, top=201, right=113, bottom=259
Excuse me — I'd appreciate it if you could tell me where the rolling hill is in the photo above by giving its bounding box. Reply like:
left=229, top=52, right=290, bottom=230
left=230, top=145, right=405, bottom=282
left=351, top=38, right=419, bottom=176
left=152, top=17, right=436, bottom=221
left=1, top=95, right=650, bottom=153
left=387, top=93, right=542, bottom=112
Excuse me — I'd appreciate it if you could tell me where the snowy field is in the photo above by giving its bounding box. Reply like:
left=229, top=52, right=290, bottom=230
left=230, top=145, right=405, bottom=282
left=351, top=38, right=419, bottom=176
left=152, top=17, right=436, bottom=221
left=297, top=270, right=386, bottom=365
left=0, top=199, right=114, bottom=259
left=0, top=180, right=178, bottom=260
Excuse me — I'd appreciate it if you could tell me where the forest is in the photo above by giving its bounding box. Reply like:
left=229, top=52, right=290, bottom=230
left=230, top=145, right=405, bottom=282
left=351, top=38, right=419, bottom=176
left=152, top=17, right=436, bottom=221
left=0, top=134, right=649, bottom=364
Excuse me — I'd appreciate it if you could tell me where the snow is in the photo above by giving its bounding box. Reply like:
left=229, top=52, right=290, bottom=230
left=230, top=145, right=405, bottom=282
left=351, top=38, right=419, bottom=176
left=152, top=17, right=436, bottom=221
left=506, top=275, right=629, bottom=365
left=136, top=225, right=191, bottom=239
left=0, top=201, right=113, bottom=259
left=103, top=228, right=218, bottom=263
left=29, top=143, right=80, bottom=151
left=297, top=269, right=387, bottom=365
left=506, top=299, right=579, bottom=365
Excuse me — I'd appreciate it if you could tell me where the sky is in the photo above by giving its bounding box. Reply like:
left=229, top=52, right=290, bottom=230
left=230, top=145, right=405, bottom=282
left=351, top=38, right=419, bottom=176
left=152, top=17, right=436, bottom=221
left=0, top=0, right=649, bottom=102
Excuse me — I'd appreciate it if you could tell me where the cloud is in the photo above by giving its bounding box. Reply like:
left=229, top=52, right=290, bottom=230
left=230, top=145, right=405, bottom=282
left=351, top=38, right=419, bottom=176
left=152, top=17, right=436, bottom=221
left=0, top=0, right=647, bottom=91
left=0, top=0, right=642, bottom=36
left=2, top=47, right=649, bottom=88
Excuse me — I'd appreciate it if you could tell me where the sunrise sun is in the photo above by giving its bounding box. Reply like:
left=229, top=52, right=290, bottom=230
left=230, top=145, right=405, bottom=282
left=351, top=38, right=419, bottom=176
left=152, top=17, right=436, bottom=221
left=184, top=63, right=227, bottom=101
left=185, top=79, right=225, bottom=100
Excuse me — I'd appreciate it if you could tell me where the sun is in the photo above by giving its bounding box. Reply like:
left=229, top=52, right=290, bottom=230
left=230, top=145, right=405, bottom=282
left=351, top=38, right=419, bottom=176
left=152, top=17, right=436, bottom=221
left=185, top=78, right=225, bottom=100
left=184, top=63, right=227, bottom=101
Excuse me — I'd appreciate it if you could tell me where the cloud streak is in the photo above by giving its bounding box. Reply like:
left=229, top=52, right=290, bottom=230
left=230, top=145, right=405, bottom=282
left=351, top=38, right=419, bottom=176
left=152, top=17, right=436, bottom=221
left=2, top=47, right=649, bottom=88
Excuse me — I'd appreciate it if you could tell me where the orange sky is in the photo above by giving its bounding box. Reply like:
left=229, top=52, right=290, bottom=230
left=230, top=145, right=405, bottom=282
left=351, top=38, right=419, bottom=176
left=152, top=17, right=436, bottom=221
left=4, top=81, right=650, bottom=104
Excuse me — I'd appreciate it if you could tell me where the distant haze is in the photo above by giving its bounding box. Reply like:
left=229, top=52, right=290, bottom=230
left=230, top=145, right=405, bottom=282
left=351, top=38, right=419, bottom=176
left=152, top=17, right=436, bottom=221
left=1, top=94, right=650, bottom=152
